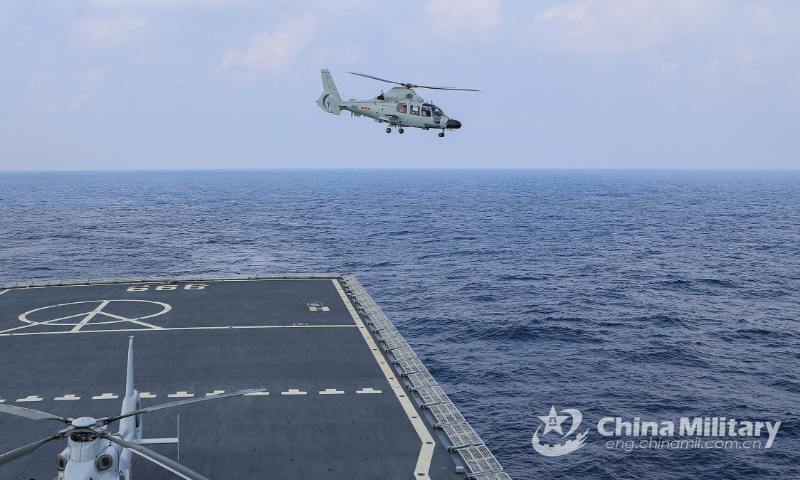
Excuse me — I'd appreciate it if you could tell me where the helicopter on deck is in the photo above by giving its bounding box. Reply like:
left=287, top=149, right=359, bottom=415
left=317, top=70, right=480, bottom=137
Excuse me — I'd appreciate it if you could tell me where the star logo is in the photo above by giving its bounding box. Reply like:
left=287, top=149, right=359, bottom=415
left=539, top=406, right=569, bottom=435
left=532, top=406, right=590, bottom=457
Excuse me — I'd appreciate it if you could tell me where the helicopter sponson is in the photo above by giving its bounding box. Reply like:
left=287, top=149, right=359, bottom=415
left=317, top=70, right=479, bottom=137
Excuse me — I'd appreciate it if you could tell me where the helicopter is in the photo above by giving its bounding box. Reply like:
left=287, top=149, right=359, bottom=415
left=317, top=70, right=480, bottom=137
left=0, top=336, right=264, bottom=480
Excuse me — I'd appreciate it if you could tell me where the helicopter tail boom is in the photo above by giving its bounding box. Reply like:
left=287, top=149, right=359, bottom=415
left=317, top=69, right=342, bottom=115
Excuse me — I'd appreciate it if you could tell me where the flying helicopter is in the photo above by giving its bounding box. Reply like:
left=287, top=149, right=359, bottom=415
left=0, top=336, right=264, bottom=480
left=317, top=70, right=480, bottom=137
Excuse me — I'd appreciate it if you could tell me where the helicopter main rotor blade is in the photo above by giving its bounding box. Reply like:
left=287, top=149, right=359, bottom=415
left=347, top=72, right=480, bottom=92
left=0, top=436, right=57, bottom=467
left=102, top=435, right=209, bottom=480
left=413, top=85, right=482, bottom=92
left=348, top=71, right=420, bottom=88
left=104, top=388, right=266, bottom=424
left=0, top=403, right=69, bottom=423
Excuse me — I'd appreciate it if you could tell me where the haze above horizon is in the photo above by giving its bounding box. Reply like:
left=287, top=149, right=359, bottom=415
left=1, top=1, right=798, bottom=171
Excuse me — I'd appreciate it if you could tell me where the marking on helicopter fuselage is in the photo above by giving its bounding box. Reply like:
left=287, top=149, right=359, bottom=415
left=333, top=279, right=434, bottom=480
left=55, top=394, right=81, bottom=401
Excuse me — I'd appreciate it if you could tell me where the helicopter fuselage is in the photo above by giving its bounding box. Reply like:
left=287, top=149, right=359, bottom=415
left=340, top=87, right=461, bottom=131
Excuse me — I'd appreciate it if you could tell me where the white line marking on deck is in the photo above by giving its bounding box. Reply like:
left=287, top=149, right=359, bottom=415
left=168, top=391, right=194, bottom=398
left=319, top=389, right=345, bottom=395
left=17, top=395, right=44, bottom=402
left=140, top=392, right=156, bottom=398
left=0, top=324, right=357, bottom=337
left=206, top=390, right=225, bottom=396
left=332, top=279, right=434, bottom=480
left=356, top=388, right=382, bottom=394
left=244, top=391, right=269, bottom=396
left=0, top=398, right=5, bottom=403
left=281, top=389, right=307, bottom=395
left=55, top=394, right=81, bottom=401
left=92, top=393, right=119, bottom=400
left=5, top=300, right=171, bottom=336
left=0, top=289, right=8, bottom=296
left=308, top=306, right=330, bottom=311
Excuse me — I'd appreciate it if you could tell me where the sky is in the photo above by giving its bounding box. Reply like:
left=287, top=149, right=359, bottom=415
left=0, top=0, right=798, bottom=170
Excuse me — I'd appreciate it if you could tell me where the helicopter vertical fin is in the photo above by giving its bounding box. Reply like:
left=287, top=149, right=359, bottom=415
left=126, top=335, right=135, bottom=399
left=119, top=335, right=141, bottom=441
left=317, top=69, right=342, bottom=115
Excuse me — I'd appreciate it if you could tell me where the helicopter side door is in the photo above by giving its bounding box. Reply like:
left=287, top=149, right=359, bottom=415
left=408, top=104, right=421, bottom=127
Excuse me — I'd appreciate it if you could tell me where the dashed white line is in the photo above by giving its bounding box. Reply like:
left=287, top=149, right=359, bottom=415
left=356, top=388, right=382, bottom=394
left=0, top=324, right=358, bottom=338
left=17, top=395, right=43, bottom=402
left=3, top=389, right=382, bottom=402
left=281, top=389, right=307, bottom=395
left=167, top=391, right=194, bottom=398
left=92, top=393, right=119, bottom=400
left=55, top=394, right=81, bottom=401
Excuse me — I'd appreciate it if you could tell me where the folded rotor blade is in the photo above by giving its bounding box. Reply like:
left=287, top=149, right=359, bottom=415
left=0, top=436, right=56, bottom=467
left=103, top=435, right=209, bottom=480
left=347, top=72, right=404, bottom=86
left=105, top=388, right=266, bottom=424
left=0, top=403, right=69, bottom=423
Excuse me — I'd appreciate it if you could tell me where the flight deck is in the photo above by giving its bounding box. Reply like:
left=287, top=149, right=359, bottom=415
left=0, top=274, right=508, bottom=480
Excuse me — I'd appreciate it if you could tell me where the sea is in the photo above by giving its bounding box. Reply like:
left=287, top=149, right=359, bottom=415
left=1, top=170, right=798, bottom=479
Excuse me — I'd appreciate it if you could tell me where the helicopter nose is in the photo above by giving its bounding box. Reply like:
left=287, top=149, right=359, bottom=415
left=446, top=119, right=461, bottom=129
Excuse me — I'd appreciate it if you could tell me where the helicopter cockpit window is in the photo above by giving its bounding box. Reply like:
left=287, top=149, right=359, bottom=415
left=410, top=105, right=420, bottom=116
left=397, top=104, right=407, bottom=114
left=421, top=106, right=431, bottom=117
left=432, top=106, right=444, bottom=117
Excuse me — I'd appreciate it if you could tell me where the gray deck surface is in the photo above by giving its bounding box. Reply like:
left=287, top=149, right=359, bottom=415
left=0, top=279, right=464, bottom=480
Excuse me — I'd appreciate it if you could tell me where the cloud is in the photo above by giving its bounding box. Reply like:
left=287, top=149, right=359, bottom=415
left=74, top=16, right=149, bottom=47
left=91, top=0, right=248, bottom=7
left=79, top=68, right=109, bottom=86
left=219, top=17, right=317, bottom=76
left=424, top=0, right=501, bottom=36
left=528, top=0, right=726, bottom=53
left=91, top=0, right=365, bottom=9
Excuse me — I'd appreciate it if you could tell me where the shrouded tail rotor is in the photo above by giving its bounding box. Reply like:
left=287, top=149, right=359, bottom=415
left=317, top=69, right=342, bottom=115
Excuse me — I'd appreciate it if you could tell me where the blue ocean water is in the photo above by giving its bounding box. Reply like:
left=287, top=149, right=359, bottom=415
left=1, top=170, right=799, bottom=479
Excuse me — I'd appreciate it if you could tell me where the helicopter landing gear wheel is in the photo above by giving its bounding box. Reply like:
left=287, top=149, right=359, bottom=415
left=438, top=131, right=445, bottom=137
left=399, top=128, right=404, bottom=134
left=386, top=127, right=391, bottom=133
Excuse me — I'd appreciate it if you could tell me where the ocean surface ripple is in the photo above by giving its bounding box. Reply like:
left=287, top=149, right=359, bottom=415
left=1, top=170, right=798, bottom=479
